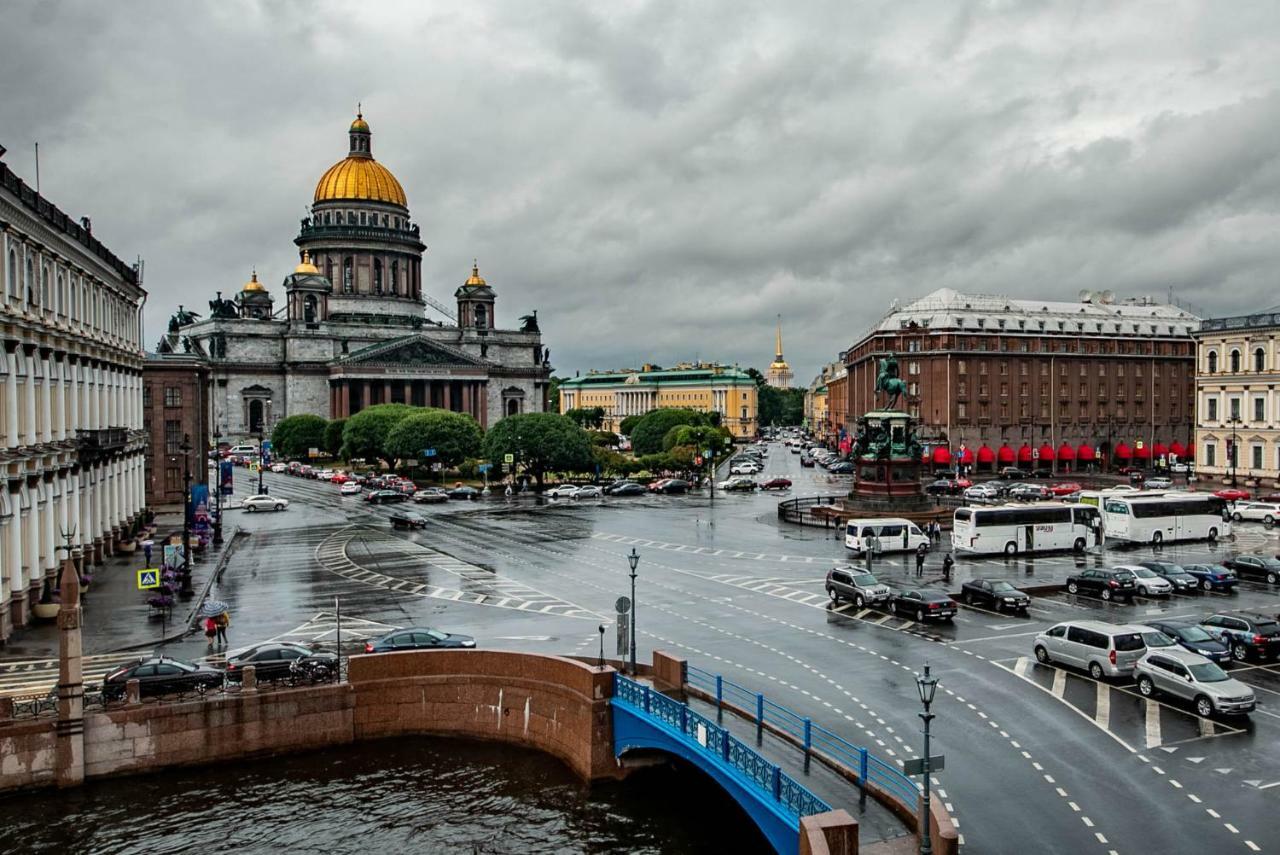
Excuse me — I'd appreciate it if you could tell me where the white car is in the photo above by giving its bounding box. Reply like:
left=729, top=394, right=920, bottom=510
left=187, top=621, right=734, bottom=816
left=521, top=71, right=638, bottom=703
left=1169, top=462, right=1192, bottom=474
left=544, top=485, right=580, bottom=499
left=242, top=494, right=289, bottom=512
left=576, top=485, right=603, bottom=498
left=1232, top=502, right=1280, bottom=526
left=1119, top=564, right=1172, bottom=597
left=963, top=484, right=1000, bottom=503
left=270, top=462, right=288, bottom=473
left=730, top=463, right=761, bottom=475
left=339, top=482, right=362, bottom=495
left=316, top=470, right=335, bottom=481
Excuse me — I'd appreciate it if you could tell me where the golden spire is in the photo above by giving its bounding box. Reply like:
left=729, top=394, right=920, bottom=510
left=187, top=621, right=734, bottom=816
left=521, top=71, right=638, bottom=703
left=464, top=259, right=487, bottom=287
left=243, top=269, right=265, bottom=292
left=774, top=315, right=785, bottom=361
left=294, top=250, right=319, bottom=275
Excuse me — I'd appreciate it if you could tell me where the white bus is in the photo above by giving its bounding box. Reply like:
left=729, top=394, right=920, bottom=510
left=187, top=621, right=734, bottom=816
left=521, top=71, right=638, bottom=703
left=1097, top=493, right=1230, bottom=545
left=952, top=503, right=1102, bottom=556
left=844, top=518, right=931, bottom=555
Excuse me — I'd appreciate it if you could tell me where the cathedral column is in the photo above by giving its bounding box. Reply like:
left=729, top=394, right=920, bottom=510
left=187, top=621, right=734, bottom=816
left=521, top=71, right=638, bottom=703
left=42, top=471, right=57, bottom=578
left=25, top=475, right=41, bottom=603
left=340, top=381, right=350, bottom=418
left=52, top=353, right=65, bottom=441
left=68, top=466, right=81, bottom=575
left=404, top=380, right=413, bottom=406
left=480, top=383, right=488, bottom=429
left=443, top=382, right=452, bottom=412
left=4, top=342, right=18, bottom=448
left=461, top=383, right=471, bottom=417
left=7, top=479, right=26, bottom=626
left=23, top=345, right=38, bottom=446
left=67, top=357, right=79, bottom=442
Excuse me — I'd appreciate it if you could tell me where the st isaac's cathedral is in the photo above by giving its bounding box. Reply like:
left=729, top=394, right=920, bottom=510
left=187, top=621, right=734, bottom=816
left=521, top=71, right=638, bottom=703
left=158, top=112, right=551, bottom=438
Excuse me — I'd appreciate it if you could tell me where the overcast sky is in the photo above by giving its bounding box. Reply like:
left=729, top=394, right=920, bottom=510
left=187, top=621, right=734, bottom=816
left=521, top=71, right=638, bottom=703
left=4, top=1, right=1280, bottom=383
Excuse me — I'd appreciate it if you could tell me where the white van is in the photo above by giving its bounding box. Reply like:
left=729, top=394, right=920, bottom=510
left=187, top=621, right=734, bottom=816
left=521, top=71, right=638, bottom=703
left=228, top=444, right=259, bottom=456
left=844, top=518, right=930, bottom=555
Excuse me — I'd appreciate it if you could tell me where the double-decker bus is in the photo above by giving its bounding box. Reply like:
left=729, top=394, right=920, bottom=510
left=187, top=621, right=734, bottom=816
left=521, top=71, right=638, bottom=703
left=952, top=503, right=1102, bottom=556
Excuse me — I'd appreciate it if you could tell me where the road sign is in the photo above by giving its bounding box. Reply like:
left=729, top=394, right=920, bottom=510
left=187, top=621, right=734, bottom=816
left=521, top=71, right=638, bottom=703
left=903, top=755, right=946, bottom=776
left=422, top=448, right=437, bottom=458
left=614, top=596, right=631, bottom=614
left=503, top=453, right=515, bottom=464
left=308, top=447, right=320, bottom=458
left=616, top=613, right=630, bottom=656
left=694, top=456, right=703, bottom=466
left=262, top=440, right=273, bottom=451
left=136, top=569, right=161, bottom=590
left=477, top=463, right=493, bottom=473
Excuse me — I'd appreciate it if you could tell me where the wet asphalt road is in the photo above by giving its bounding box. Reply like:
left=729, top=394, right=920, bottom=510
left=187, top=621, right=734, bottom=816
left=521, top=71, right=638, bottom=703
left=39, top=452, right=1280, bottom=853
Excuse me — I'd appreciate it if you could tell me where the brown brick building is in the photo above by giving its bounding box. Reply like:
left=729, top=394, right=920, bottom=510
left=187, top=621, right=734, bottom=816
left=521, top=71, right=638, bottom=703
left=143, top=354, right=210, bottom=509
left=832, top=289, right=1199, bottom=471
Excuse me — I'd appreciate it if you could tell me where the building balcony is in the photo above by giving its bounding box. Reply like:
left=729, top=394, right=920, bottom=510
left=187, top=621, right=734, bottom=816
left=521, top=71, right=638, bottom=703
left=296, top=223, right=425, bottom=250
left=76, top=427, right=128, bottom=463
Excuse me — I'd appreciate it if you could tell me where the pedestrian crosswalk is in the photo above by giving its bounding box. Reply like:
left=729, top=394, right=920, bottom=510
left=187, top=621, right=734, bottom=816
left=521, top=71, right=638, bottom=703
left=592, top=532, right=823, bottom=564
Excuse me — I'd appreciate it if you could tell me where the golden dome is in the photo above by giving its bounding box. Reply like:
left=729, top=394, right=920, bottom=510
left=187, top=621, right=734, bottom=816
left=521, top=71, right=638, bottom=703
left=314, top=157, right=407, bottom=207
left=464, top=261, right=487, bottom=287
left=294, top=251, right=319, bottom=275
left=243, top=270, right=265, bottom=293
left=350, top=113, right=370, bottom=133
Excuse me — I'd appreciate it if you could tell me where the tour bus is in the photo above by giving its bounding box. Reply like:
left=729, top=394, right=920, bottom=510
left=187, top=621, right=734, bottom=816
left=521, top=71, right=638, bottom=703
left=844, top=518, right=931, bottom=555
left=1096, top=493, right=1230, bottom=545
left=951, top=503, right=1102, bottom=556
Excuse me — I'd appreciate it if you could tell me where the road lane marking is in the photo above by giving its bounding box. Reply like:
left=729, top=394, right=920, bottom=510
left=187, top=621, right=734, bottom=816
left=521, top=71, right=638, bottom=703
left=1145, top=699, right=1161, bottom=748
left=1051, top=668, right=1066, bottom=698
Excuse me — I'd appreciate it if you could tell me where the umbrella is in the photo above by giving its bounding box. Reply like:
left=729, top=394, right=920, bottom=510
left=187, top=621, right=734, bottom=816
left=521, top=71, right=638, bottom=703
left=198, top=600, right=230, bottom=618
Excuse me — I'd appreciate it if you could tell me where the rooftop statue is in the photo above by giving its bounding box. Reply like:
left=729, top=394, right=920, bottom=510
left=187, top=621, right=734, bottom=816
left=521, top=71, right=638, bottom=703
left=209, top=292, right=239, bottom=320
left=519, top=311, right=540, bottom=333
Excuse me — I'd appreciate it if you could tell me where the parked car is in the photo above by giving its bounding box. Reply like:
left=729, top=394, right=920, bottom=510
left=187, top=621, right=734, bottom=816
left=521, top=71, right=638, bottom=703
left=390, top=512, right=428, bottom=529
left=1122, top=565, right=1173, bottom=597
left=998, top=467, right=1029, bottom=480
left=102, top=656, right=224, bottom=700
left=339, top=481, right=362, bottom=496
left=544, top=485, right=580, bottom=499
left=1048, top=482, right=1083, bottom=497
left=609, top=482, right=647, bottom=496
left=1135, top=560, right=1199, bottom=593
left=1231, top=502, right=1280, bottom=525
left=1200, top=612, right=1280, bottom=662
left=718, top=477, right=757, bottom=492
left=1009, top=484, right=1050, bottom=501
left=1221, top=554, right=1280, bottom=585
left=1213, top=488, right=1252, bottom=502
left=576, top=485, right=604, bottom=498
left=1140, top=619, right=1232, bottom=664
left=889, top=589, right=957, bottom=622
left=1033, top=621, right=1147, bottom=679
left=1029, top=468, right=1054, bottom=479
left=365, top=489, right=407, bottom=505
left=759, top=477, right=793, bottom=490
left=412, top=488, right=449, bottom=504
left=960, top=579, right=1031, bottom=612
left=963, top=484, right=1001, bottom=503
left=800, top=455, right=815, bottom=468
left=226, top=643, right=338, bottom=683
left=825, top=566, right=892, bottom=608
left=827, top=461, right=856, bottom=474
left=1134, top=649, right=1255, bottom=716
left=1180, top=563, right=1239, bottom=593
left=448, top=486, right=481, bottom=500
left=242, top=494, right=289, bottom=512
left=925, top=479, right=961, bottom=496
left=730, top=462, right=762, bottom=475
left=1065, top=568, right=1137, bottom=602
left=364, top=627, right=476, bottom=653
left=1169, top=462, right=1193, bottom=474
left=1144, top=478, right=1173, bottom=490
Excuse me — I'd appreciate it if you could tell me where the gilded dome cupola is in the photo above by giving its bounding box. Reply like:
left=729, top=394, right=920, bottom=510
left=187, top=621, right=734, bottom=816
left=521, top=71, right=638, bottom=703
left=313, top=110, right=408, bottom=208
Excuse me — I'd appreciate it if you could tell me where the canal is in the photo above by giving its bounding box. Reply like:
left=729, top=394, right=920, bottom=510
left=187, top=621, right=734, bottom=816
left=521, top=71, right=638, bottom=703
left=0, top=736, right=770, bottom=853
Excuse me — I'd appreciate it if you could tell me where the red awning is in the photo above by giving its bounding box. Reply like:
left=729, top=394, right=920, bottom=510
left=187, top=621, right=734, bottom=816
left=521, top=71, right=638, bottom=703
left=977, top=445, right=995, bottom=463
left=1169, top=441, right=1187, bottom=457
left=1057, top=443, right=1076, bottom=460
left=1017, top=444, right=1034, bottom=463
left=1038, top=444, right=1056, bottom=461
left=1135, top=444, right=1151, bottom=459
left=1114, top=442, right=1132, bottom=459
left=1077, top=444, right=1094, bottom=461
left=932, top=447, right=952, bottom=464
left=1153, top=442, right=1169, bottom=457
left=997, top=445, right=1015, bottom=464
left=959, top=447, right=974, bottom=464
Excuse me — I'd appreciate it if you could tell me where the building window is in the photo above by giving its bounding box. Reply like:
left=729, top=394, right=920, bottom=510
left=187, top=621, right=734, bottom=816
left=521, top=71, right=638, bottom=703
left=1207, top=397, right=1218, bottom=421
left=1020, top=383, right=1028, bottom=396
left=164, top=420, right=182, bottom=454
left=1255, top=348, right=1266, bottom=373
left=1252, top=445, right=1264, bottom=470
left=1205, top=444, right=1216, bottom=467
left=1207, top=351, right=1218, bottom=373
left=979, top=363, right=988, bottom=375
left=956, top=360, right=967, bottom=375
left=957, top=403, right=966, bottom=419
left=1000, top=383, right=1009, bottom=397
left=999, top=362, right=1008, bottom=375
left=907, top=361, right=919, bottom=375
left=1255, top=397, right=1266, bottom=423
left=164, top=386, right=182, bottom=407
left=1230, top=350, right=1241, bottom=373
left=343, top=257, right=353, bottom=294
left=373, top=258, right=383, bottom=294
left=1230, top=398, right=1241, bottom=420
left=1020, top=363, right=1028, bottom=376
left=143, top=385, right=152, bottom=409
left=165, top=467, right=182, bottom=492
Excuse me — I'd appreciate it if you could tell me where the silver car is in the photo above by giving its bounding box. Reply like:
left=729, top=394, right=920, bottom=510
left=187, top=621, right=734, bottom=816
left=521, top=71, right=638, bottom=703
left=1134, top=648, right=1256, bottom=716
left=1033, top=621, right=1147, bottom=679
left=1121, top=565, right=1173, bottom=597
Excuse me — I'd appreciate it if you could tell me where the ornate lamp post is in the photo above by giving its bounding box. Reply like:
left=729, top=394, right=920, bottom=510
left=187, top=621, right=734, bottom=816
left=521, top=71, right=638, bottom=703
left=597, top=623, right=606, bottom=670
left=257, top=398, right=271, bottom=496
left=1228, top=415, right=1242, bottom=487
left=211, top=431, right=224, bottom=546
left=179, top=433, right=194, bottom=597
left=628, top=548, right=640, bottom=675
left=916, top=662, right=940, bottom=855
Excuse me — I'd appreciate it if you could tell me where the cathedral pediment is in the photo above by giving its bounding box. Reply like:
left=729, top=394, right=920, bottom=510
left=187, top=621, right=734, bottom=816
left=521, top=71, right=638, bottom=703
left=335, top=334, right=490, bottom=368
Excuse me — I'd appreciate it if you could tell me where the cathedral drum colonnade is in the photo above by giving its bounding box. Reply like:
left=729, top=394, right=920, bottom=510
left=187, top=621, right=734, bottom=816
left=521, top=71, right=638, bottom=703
left=0, top=160, right=148, bottom=642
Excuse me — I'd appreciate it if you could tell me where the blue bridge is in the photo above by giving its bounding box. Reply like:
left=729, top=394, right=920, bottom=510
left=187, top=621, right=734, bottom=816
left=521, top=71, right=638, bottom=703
left=612, top=666, right=920, bottom=855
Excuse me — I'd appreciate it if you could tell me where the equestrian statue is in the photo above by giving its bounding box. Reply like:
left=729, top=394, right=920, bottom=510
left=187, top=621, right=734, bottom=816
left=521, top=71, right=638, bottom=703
left=874, top=352, right=909, bottom=410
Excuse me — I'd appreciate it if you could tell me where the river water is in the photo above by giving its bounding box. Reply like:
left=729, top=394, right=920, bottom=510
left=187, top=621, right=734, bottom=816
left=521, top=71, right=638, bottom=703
left=0, top=736, right=770, bottom=854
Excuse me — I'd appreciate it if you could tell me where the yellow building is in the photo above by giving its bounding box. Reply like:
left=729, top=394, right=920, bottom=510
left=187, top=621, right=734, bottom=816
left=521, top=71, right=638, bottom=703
left=559, top=362, right=759, bottom=438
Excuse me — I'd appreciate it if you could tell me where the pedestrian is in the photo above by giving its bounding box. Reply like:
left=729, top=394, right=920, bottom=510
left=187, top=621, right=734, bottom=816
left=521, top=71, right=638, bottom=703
left=942, top=553, right=954, bottom=582
left=915, top=543, right=927, bottom=577
left=204, top=616, right=217, bottom=649
left=142, top=539, right=154, bottom=567
left=215, top=611, right=229, bottom=646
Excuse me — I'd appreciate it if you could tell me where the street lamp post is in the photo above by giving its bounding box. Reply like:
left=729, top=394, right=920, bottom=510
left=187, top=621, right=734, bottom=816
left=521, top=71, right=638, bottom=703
left=211, top=431, right=224, bottom=547
left=628, top=548, right=639, bottom=675
left=1228, top=415, right=1242, bottom=487
left=597, top=623, right=606, bottom=670
left=257, top=400, right=271, bottom=496
left=916, top=662, right=939, bottom=855
left=179, top=433, right=194, bottom=597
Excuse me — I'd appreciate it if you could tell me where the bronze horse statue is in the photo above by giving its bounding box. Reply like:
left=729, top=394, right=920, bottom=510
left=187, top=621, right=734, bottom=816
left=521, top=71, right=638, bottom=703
left=875, top=354, right=909, bottom=410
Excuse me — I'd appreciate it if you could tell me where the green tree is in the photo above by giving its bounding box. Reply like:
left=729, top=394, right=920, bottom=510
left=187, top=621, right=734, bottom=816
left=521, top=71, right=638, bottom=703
left=341, top=403, right=416, bottom=467
left=630, top=408, right=709, bottom=456
left=384, top=409, right=483, bottom=470
left=587, top=430, right=620, bottom=448
left=759, top=386, right=805, bottom=427
left=271, top=414, right=328, bottom=459
left=547, top=376, right=566, bottom=412
left=324, top=419, right=346, bottom=457
left=619, top=414, right=645, bottom=437
left=564, top=406, right=606, bottom=429
left=481, top=412, right=593, bottom=488
left=666, top=423, right=733, bottom=452
left=745, top=367, right=767, bottom=387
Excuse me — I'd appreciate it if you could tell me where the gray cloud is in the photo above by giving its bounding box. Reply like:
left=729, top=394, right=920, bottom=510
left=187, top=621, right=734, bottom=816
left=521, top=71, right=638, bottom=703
left=4, top=0, right=1279, bottom=383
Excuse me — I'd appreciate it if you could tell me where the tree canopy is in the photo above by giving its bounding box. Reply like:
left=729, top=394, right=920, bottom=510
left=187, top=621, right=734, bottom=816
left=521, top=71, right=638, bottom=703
left=384, top=409, right=483, bottom=469
left=759, top=386, right=805, bottom=426
left=323, top=418, right=346, bottom=456
left=271, top=414, right=328, bottom=459
left=481, top=412, right=593, bottom=488
left=619, top=414, right=644, bottom=437
left=341, top=403, right=416, bottom=466
left=564, top=406, right=606, bottom=429
left=629, top=408, right=711, bottom=455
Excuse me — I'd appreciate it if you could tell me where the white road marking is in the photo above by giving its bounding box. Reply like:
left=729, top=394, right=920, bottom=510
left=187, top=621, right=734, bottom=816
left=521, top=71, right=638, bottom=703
left=1145, top=699, right=1162, bottom=748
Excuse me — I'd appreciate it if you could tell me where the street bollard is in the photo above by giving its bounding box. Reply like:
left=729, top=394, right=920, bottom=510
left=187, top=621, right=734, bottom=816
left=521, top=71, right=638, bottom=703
left=859, top=747, right=869, bottom=808
left=125, top=678, right=141, bottom=706
left=242, top=664, right=257, bottom=693
left=756, top=693, right=765, bottom=742
left=803, top=718, right=812, bottom=773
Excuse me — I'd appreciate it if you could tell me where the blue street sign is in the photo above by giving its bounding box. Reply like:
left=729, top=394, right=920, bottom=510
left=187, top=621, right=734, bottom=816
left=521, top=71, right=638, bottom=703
left=262, top=440, right=273, bottom=451
left=137, top=569, right=160, bottom=590
left=477, top=463, right=492, bottom=473
left=422, top=448, right=437, bottom=457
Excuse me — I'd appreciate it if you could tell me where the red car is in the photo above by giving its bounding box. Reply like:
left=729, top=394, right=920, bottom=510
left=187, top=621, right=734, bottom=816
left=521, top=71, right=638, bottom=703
left=759, top=478, right=792, bottom=490
left=1048, top=482, right=1082, bottom=497
left=953, top=477, right=973, bottom=490
left=1214, top=488, right=1252, bottom=502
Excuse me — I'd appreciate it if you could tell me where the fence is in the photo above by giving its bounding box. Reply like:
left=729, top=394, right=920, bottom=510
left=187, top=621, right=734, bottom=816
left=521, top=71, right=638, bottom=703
left=685, top=664, right=919, bottom=812
left=776, top=495, right=847, bottom=528
left=613, top=674, right=831, bottom=821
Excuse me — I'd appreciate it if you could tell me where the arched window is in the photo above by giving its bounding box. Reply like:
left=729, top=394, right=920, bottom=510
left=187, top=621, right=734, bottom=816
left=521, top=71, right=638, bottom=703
left=248, top=399, right=264, bottom=433
left=506, top=398, right=520, bottom=417
left=342, top=257, right=353, bottom=294
left=475, top=304, right=487, bottom=330
left=40, top=266, right=48, bottom=310
left=373, top=258, right=383, bottom=294
left=1230, top=349, right=1241, bottom=373
left=56, top=273, right=63, bottom=315
left=304, top=295, right=317, bottom=324
left=25, top=255, right=34, bottom=305
left=391, top=260, right=399, bottom=296
left=1255, top=347, right=1266, bottom=373
left=6, top=249, right=15, bottom=297
left=1207, top=351, right=1218, bottom=373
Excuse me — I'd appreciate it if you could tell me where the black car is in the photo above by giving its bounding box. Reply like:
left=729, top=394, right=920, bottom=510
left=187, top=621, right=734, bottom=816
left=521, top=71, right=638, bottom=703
left=1009, top=484, right=1050, bottom=501
left=827, top=461, right=855, bottom=474
left=1140, top=620, right=1231, bottom=665
left=1136, top=560, right=1200, bottom=593
left=102, top=656, right=224, bottom=700
left=998, top=468, right=1029, bottom=480
left=925, top=479, right=960, bottom=496
left=1222, top=554, right=1280, bottom=585
left=390, top=512, right=428, bottom=529
left=364, top=627, right=477, bottom=653
left=655, top=479, right=691, bottom=494
left=1029, top=468, right=1054, bottom=479
left=365, top=489, right=408, bottom=505
left=608, top=482, right=646, bottom=496
left=890, top=589, right=956, bottom=622
left=800, top=455, right=815, bottom=468
left=1200, top=612, right=1280, bottom=662
left=226, top=643, right=339, bottom=682
left=1065, top=568, right=1137, bottom=602
left=447, top=486, right=481, bottom=500
left=960, top=579, right=1031, bottom=612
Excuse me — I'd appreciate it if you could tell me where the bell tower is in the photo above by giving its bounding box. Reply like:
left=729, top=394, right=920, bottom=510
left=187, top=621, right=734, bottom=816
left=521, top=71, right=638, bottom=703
left=455, top=261, right=496, bottom=331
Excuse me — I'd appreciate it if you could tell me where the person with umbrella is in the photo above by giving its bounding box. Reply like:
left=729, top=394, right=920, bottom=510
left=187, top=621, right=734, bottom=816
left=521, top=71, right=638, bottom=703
left=199, top=600, right=231, bottom=647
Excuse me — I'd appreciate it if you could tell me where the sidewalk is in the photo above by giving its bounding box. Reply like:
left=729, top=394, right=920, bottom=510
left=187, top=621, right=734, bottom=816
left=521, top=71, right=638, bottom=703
left=0, top=517, right=232, bottom=660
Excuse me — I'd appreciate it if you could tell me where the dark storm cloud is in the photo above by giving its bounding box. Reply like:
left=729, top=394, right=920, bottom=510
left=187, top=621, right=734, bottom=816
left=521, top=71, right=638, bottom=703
left=4, top=0, right=1279, bottom=383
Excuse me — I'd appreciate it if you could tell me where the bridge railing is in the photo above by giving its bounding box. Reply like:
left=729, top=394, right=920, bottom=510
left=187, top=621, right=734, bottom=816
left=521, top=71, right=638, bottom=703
left=613, top=674, right=831, bottom=821
left=685, top=663, right=919, bottom=811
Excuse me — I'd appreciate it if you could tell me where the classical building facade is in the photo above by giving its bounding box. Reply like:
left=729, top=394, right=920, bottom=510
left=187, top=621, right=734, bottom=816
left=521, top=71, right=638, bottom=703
left=834, top=289, right=1199, bottom=470
left=1192, top=311, right=1280, bottom=487
left=161, top=113, right=550, bottom=442
left=558, top=363, right=759, bottom=439
left=142, top=354, right=210, bottom=510
left=765, top=319, right=794, bottom=389
left=1, top=159, right=147, bottom=641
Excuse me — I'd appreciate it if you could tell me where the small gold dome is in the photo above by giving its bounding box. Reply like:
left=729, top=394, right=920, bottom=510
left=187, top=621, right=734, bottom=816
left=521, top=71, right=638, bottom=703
left=294, top=251, right=319, bottom=275
left=243, top=271, right=265, bottom=292
left=464, top=261, right=487, bottom=287
left=350, top=112, right=370, bottom=133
